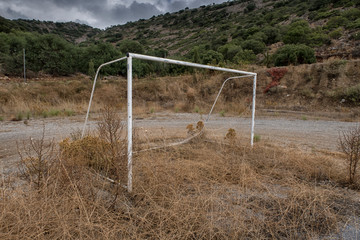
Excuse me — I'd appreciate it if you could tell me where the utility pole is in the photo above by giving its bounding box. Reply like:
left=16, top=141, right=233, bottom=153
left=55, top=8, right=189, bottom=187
left=23, top=48, right=26, bottom=83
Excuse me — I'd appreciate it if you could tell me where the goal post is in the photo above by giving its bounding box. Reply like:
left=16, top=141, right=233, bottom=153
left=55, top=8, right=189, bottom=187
left=82, top=53, right=257, bottom=192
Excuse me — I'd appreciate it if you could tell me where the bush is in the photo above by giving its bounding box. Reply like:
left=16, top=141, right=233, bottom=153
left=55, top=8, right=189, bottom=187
left=234, top=49, right=257, bottom=64
left=117, top=39, right=144, bottom=54
left=283, top=20, right=311, bottom=45
left=262, top=26, right=281, bottom=44
left=241, top=39, right=266, bottom=55
left=339, top=125, right=360, bottom=184
left=341, top=8, right=360, bottom=21
left=200, top=50, right=223, bottom=65
left=325, top=16, right=349, bottom=30
left=339, top=84, right=360, bottom=105
left=329, top=28, right=343, bottom=39
left=308, top=30, right=331, bottom=46
left=217, top=44, right=243, bottom=62
left=273, top=44, right=316, bottom=66
left=245, top=2, right=256, bottom=12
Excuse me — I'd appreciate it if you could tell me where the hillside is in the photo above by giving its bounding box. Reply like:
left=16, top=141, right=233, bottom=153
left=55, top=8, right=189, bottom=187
left=0, top=16, right=100, bottom=43
left=0, top=0, right=360, bottom=77
left=101, top=0, right=360, bottom=60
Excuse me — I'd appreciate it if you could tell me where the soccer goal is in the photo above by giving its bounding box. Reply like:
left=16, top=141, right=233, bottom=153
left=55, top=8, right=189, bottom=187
left=82, top=53, right=257, bottom=192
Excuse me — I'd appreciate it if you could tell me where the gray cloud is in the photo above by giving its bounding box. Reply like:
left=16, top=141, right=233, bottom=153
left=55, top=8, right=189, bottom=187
left=0, top=0, right=228, bottom=29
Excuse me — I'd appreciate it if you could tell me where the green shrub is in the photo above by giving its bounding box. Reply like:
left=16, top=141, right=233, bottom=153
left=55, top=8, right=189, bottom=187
left=347, top=19, right=360, bottom=30
left=217, top=44, right=242, bottom=62
left=329, top=28, right=343, bottom=39
left=308, top=30, right=331, bottom=46
left=283, top=20, right=311, bottom=45
left=245, top=2, right=256, bottom=12
left=117, top=39, right=144, bottom=54
left=241, top=39, right=266, bottom=54
left=253, top=134, right=261, bottom=142
left=64, top=109, right=75, bottom=116
left=340, top=84, right=360, bottom=105
left=15, top=112, right=23, bottom=121
left=201, top=50, right=223, bottom=65
left=234, top=49, right=257, bottom=64
left=219, top=110, right=226, bottom=117
left=273, top=44, right=316, bottom=66
left=325, top=16, right=349, bottom=30
left=341, top=8, right=360, bottom=21
left=262, top=26, right=281, bottom=44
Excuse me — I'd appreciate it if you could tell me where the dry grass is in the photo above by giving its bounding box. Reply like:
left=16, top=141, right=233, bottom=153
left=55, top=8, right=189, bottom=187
left=1, top=113, right=359, bottom=239
left=2, top=61, right=360, bottom=121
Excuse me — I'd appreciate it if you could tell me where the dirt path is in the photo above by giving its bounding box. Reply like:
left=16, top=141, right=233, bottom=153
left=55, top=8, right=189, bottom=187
left=1, top=113, right=358, bottom=174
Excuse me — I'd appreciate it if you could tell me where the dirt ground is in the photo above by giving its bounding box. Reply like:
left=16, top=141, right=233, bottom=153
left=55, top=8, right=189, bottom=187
left=1, top=112, right=358, bottom=175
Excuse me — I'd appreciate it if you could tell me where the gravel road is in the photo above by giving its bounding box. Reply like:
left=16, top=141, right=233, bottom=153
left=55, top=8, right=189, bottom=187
left=1, top=113, right=358, bottom=174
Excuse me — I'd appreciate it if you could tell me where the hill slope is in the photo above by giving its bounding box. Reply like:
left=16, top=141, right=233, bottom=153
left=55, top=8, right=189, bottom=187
left=0, top=0, right=360, bottom=77
left=101, top=0, right=360, bottom=61
left=0, top=16, right=100, bottom=43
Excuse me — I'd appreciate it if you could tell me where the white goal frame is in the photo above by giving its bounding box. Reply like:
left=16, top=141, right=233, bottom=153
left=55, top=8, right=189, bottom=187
left=82, top=53, right=257, bottom=192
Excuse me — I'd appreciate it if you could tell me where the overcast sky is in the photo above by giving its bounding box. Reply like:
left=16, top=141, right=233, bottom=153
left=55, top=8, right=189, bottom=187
left=0, top=0, right=228, bottom=29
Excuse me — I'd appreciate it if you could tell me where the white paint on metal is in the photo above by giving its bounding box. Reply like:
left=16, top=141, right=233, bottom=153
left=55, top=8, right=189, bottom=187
left=128, top=53, right=257, bottom=76
left=81, top=56, right=127, bottom=138
left=23, top=48, right=26, bottom=83
left=205, top=75, right=253, bottom=123
left=127, top=55, right=133, bottom=193
left=251, top=74, right=257, bottom=146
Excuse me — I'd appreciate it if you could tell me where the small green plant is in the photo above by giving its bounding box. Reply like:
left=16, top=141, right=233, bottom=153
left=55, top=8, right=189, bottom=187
left=49, top=109, right=60, bottom=117
left=301, top=116, right=308, bottom=121
left=0, top=116, right=3, bottom=121
left=175, top=107, right=180, bottom=113
left=26, top=111, right=31, bottom=120
left=194, top=106, right=200, bottom=113
left=219, top=110, right=226, bottom=117
left=41, top=111, right=48, bottom=118
left=150, top=108, right=155, bottom=114
left=64, top=109, right=75, bottom=116
left=253, top=134, right=261, bottom=142
left=41, top=109, right=62, bottom=118
left=15, top=112, right=24, bottom=121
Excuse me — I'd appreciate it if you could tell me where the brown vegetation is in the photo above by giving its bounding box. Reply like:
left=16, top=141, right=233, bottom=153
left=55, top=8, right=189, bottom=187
left=1, top=60, right=360, bottom=123
left=339, top=125, right=360, bottom=184
left=1, top=109, right=359, bottom=239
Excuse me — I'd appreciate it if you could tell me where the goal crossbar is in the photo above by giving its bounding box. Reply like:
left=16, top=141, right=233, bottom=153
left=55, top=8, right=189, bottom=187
left=82, top=53, right=257, bottom=192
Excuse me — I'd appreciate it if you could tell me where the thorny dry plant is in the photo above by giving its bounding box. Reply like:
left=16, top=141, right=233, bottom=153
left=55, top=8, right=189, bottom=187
left=17, top=125, right=56, bottom=189
left=339, top=124, right=360, bottom=185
